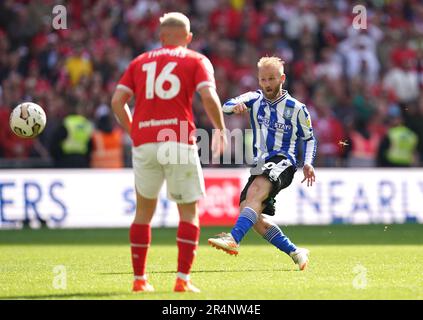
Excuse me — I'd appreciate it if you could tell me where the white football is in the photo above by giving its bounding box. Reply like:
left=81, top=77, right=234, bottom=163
left=9, top=102, right=47, bottom=138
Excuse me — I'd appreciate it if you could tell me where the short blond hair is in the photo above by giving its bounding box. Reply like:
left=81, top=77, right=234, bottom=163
left=159, top=12, right=190, bottom=33
left=257, top=56, right=285, bottom=75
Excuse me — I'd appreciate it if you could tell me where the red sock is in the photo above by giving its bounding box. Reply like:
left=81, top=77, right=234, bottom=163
left=129, top=224, right=151, bottom=277
left=177, top=221, right=200, bottom=275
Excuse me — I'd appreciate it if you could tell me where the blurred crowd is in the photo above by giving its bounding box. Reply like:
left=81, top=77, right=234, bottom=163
left=0, top=0, right=422, bottom=168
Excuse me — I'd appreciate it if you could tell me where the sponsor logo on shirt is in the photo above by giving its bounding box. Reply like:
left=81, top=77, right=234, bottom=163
left=139, top=118, right=178, bottom=128
left=257, top=114, right=292, bottom=131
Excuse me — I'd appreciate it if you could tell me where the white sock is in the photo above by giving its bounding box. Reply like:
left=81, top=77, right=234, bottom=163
left=134, top=275, right=147, bottom=281
left=177, top=272, right=190, bottom=281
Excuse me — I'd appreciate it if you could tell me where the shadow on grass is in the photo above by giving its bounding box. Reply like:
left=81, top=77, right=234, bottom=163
left=1, top=289, right=195, bottom=300
left=99, top=268, right=294, bottom=276
left=1, top=225, right=422, bottom=245
left=0, top=291, right=133, bottom=300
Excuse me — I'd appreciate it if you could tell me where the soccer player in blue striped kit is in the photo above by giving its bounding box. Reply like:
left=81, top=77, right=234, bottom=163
left=208, top=57, right=317, bottom=270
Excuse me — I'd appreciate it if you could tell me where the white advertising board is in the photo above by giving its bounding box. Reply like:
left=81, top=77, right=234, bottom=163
left=0, top=168, right=422, bottom=228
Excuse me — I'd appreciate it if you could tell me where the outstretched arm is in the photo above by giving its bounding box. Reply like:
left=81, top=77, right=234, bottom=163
left=222, top=91, right=259, bottom=115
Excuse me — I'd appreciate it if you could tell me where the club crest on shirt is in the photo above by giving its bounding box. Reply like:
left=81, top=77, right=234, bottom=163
left=283, top=107, right=294, bottom=120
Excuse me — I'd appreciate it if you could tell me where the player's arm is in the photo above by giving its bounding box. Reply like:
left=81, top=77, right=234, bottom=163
left=198, top=86, right=227, bottom=158
left=198, top=86, right=226, bottom=131
left=297, top=106, right=317, bottom=187
left=112, top=60, right=136, bottom=135
left=222, top=91, right=258, bottom=115
left=111, top=88, right=133, bottom=135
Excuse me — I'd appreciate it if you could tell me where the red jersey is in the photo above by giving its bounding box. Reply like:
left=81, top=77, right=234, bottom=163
left=117, top=45, right=216, bottom=146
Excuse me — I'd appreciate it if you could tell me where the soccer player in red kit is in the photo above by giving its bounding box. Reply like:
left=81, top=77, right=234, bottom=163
left=111, top=12, right=227, bottom=293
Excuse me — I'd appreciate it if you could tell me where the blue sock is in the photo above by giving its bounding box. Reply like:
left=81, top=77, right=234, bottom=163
left=231, top=207, right=258, bottom=244
left=263, top=225, right=297, bottom=255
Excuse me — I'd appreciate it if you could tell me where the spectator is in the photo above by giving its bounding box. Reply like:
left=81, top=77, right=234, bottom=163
left=315, top=47, right=342, bottom=81
left=64, top=43, right=93, bottom=86
left=209, top=0, right=242, bottom=40
left=49, top=102, right=94, bottom=168
left=346, top=118, right=380, bottom=167
left=383, top=46, right=419, bottom=105
left=341, top=34, right=380, bottom=85
left=377, top=106, right=419, bottom=167
left=90, top=105, right=124, bottom=168
left=402, top=96, right=423, bottom=165
left=350, top=78, right=376, bottom=123
left=309, top=88, right=346, bottom=167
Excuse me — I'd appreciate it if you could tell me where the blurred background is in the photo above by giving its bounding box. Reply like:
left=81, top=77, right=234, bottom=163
left=0, top=0, right=422, bottom=169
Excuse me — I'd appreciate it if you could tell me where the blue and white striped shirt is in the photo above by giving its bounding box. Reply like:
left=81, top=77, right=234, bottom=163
left=222, top=89, right=317, bottom=167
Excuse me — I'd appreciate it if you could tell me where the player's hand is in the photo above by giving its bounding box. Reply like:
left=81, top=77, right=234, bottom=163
left=233, top=103, right=248, bottom=114
left=301, top=164, right=315, bottom=187
left=212, top=129, right=228, bottom=159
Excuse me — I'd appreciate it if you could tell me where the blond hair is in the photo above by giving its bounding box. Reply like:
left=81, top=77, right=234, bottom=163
left=257, top=56, right=285, bottom=75
left=159, top=12, right=190, bottom=33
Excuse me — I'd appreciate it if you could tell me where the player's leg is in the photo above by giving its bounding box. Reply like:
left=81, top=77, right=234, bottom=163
left=253, top=214, right=296, bottom=254
left=130, top=190, right=157, bottom=292
left=252, top=161, right=310, bottom=270
left=230, top=175, right=272, bottom=241
left=131, top=144, right=165, bottom=292
left=208, top=175, right=272, bottom=254
left=175, top=202, right=201, bottom=292
left=164, top=142, right=204, bottom=292
left=253, top=216, right=309, bottom=270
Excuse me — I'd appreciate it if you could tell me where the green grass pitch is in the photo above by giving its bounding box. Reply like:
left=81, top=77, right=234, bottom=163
left=1, top=224, right=422, bottom=300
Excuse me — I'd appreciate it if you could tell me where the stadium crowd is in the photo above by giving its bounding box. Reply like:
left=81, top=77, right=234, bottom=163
left=0, top=0, right=422, bottom=168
